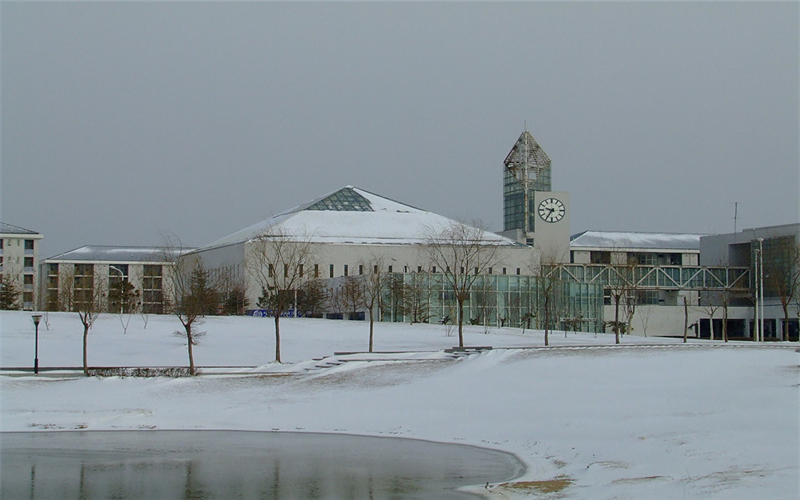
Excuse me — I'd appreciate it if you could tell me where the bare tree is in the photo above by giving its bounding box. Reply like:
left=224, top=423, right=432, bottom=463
left=339, top=275, right=363, bottom=320
left=425, top=220, right=502, bottom=347
left=247, top=227, right=316, bottom=363
left=58, top=265, right=107, bottom=376
left=529, top=249, right=566, bottom=346
left=296, top=278, right=328, bottom=317
left=359, top=256, right=387, bottom=352
left=606, top=254, right=637, bottom=344
left=164, top=244, right=219, bottom=376
left=764, top=237, right=800, bottom=341
left=700, top=291, right=721, bottom=341
left=108, top=276, right=141, bottom=335
left=402, top=273, right=432, bottom=324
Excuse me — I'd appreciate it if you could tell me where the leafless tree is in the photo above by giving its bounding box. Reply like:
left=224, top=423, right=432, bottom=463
left=359, top=256, right=387, bottom=352
left=424, top=220, right=502, bottom=347
left=764, top=237, right=800, bottom=341
left=58, top=265, right=107, bottom=376
left=247, top=227, right=316, bottom=363
left=699, top=291, right=721, bottom=341
left=606, top=253, right=637, bottom=344
left=402, top=273, right=432, bottom=324
left=529, top=248, right=566, bottom=346
left=296, top=278, right=328, bottom=317
left=339, top=275, right=363, bottom=320
left=163, top=241, right=219, bottom=376
left=108, top=276, right=141, bottom=335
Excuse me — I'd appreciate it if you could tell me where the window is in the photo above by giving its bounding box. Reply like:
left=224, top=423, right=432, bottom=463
left=488, top=268, right=493, bottom=275
left=24, top=257, right=34, bottom=268
left=418, top=266, right=422, bottom=273
left=329, top=264, right=334, bottom=278
left=359, top=265, right=364, bottom=275
left=591, top=251, right=611, bottom=264
left=516, top=268, right=521, bottom=275
left=374, top=265, right=378, bottom=274
left=0, top=239, right=3, bottom=249
left=388, top=265, right=392, bottom=273
left=299, top=264, right=304, bottom=277
left=24, top=274, right=34, bottom=285
left=142, top=265, right=164, bottom=314
left=432, top=266, right=437, bottom=273
left=314, top=264, right=319, bottom=278
left=24, top=240, right=34, bottom=250
left=268, top=264, right=275, bottom=278
left=502, top=268, right=507, bottom=275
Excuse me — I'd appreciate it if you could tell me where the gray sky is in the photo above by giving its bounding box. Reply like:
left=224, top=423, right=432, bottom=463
left=2, top=1, right=798, bottom=258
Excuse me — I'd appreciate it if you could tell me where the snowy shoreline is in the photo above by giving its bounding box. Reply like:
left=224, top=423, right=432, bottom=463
left=2, top=311, right=798, bottom=499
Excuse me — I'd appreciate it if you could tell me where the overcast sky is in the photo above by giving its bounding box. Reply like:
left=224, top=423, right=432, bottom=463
left=2, top=1, right=798, bottom=258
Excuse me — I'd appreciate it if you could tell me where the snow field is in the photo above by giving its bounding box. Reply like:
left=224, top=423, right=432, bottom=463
left=1, top=311, right=797, bottom=499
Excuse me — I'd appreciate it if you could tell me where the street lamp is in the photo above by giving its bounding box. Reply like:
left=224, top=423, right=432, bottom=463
left=31, top=314, right=42, bottom=374
left=109, top=265, right=125, bottom=314
left=754, top=246, right=760, bottom=342
left=757, top=238, right=765, bottom=342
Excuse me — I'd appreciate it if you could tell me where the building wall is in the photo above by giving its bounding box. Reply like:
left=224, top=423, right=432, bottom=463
left=38, top=260, right=174, bottom=314
left=194, top=239, right=537, bottom=312
left=1, top=233, right=43, bottom=310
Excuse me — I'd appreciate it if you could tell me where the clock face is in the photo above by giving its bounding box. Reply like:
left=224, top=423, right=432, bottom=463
left=538, top=197, right=565, bottom=223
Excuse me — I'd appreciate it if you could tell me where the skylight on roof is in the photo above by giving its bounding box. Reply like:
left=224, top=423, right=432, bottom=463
left=306, top=188, right=374, bottom=212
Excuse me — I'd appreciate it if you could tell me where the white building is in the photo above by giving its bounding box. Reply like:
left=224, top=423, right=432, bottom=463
left=0, top=223, right=44, bottom=310
left=39, top=246, right=186, bottom=314
left=194, top=186, right=536, bottom=310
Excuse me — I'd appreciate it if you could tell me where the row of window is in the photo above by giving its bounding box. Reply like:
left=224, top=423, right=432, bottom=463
left=0, top=239, right=36, bottom=250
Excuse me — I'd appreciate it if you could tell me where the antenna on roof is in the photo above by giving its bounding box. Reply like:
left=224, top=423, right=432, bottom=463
left=732, top=201, right=739, bottom=233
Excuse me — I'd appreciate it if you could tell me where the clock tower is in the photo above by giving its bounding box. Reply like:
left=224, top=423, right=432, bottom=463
left=501, top=130, right=570, bottom=262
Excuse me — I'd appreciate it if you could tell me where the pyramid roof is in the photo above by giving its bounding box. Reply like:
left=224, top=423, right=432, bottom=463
left=204, top=186, right=516, bottom=249
left=503, top=131, right=551, bottom=168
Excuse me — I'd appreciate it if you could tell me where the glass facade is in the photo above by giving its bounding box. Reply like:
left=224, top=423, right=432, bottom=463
left=307, top=187, right=374, bottom=212
left=502, top=132, right=552, bottom=232
left=380, top=272, right=604, bottom=332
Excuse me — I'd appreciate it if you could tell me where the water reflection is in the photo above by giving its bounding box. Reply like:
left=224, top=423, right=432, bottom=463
left=1, top=431, right=523, bottom=499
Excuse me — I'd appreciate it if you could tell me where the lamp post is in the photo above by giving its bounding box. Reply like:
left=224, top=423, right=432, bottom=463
left=754, top=247, right=760, bottom=342
left=757, top=238, right=765, bottom=342
left=31, top=314, right=42, bottom=374
left=109, top=265, right=125, bottom=314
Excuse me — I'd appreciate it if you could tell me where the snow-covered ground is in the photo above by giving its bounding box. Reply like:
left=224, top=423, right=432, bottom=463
left=1, top=311, right=798, bottom=499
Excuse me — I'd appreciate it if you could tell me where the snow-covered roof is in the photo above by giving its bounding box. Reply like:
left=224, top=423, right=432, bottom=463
left=204, top=186, right=517, bottom=249
left=45, top=245, right=192, bottom=263
left=570, top=230, right=705, bottom=251
left=0, top=222, right=42, bottom=236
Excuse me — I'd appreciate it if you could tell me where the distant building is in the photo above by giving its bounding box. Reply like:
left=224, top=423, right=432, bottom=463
left=0, top=223, right=43, bottom=310
left=39, top=246, right=187, bottom=314
left=700, top=224, right=800, bottom=341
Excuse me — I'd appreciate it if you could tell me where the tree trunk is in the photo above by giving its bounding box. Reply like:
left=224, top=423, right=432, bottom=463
left=709, top=313, right=715, bottom=341
left=723, top=304, right=729, bottom=342
left=82, top=322, right=90, bottom=377
left=274, top=315, right=282, bottom=363
left=614, top=297, right=621, bottom=344
left=457, top=299, right=465, bottom=348
left=683, top=296, right=688, bottom=343
left=368, top=307, right=375, bottom=353
left=782, top=304, right=790, bottom=341
left=185, top=323, right=196, bottom=376
left=544, top=296, right=550, bottom=347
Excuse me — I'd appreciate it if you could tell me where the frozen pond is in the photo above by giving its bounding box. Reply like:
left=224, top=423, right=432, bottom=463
left=1, top=430, right=524, bottom=499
